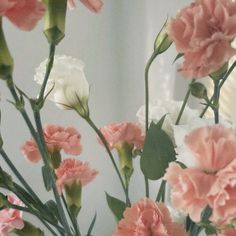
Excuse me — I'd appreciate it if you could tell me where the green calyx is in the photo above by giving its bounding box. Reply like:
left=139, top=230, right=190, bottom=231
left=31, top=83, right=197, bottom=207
left=0, top=18, right=13, bottom=80
left=43, top=0, right=67, bottom=45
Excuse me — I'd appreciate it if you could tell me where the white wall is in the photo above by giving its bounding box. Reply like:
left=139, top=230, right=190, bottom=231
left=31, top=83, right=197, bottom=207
left=1, top=0, right=191, bottom=235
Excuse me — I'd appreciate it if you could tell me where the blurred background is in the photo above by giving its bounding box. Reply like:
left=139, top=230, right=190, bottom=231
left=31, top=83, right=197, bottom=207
left=0, top=0, right=202, bottom=235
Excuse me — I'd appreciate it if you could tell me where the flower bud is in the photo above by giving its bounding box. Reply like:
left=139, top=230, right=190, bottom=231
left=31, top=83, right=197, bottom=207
left=14, top=221, right=44, bottom=236
left=189, top=82, right=208, bottom=100
left=117, top=143, right=134, bottom=181
left=0, top=18, right=13, bottom=79
left=43, top=0, right=67, bottom=45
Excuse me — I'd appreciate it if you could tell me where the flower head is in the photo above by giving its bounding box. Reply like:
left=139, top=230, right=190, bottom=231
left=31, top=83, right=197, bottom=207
left=169, top=0, right=236, bottom=78
left=0, top=194, right=24, bottom=236
left=207, top=159, right=236, bottom=224
left=55, top=158, right=98, bottom=193
left=21, top=124, right=82, bottom=163
left=34, top=55, right=90, bottom=117
left=164, top=162, right=216, bottom=222
left=185, top=124, right=236, bottom=172
left=99, top=122, right=144, bottom=150
left=0, top=0, right=45, bottom=31
left=113, top=198, right=187, bottom=236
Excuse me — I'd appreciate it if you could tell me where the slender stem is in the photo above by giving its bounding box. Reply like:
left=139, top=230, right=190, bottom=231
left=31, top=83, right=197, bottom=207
left=156, top=180, right=166, bottom=202
left=175, top=80, right=194, bottom=125
left=213, top=80, right=220, bottom=124
left=0, top=149, right=46, bottom=210
left=38, top=44, right=56, bottom=102
left=34, top=111, right=72, bottom=236
left=144, top=51, right=158, bottom=198
left=200, top=60, right=236, bottom=118
left=85, top=116, right=131, bottom=206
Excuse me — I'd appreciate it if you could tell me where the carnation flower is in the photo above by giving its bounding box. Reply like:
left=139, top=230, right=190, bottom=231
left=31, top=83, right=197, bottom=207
left=0, top=194, right=24, bottom=236
left=55, top=158, right=98, bottom=193
left=207, top=159, right=236, bottom=224
left=34, top=55, right=90, bottom=117
left=68, top=0, right=103, bottom=13
left=21, top=124, right=82, bottom=163
left=216, top=229, right=236, bottom=236
left=0, top=0, right=45, bottom=31
left=169, top=0, right=236, bottom=78
left=164, top=162, right=216, bottom=222
left=99, top=122, right=144, bottom=150
left=113, top=198, right=187, bottom=236
left=185, top=124, right=236, bottom=172
left=136, top=99, right=199, bottom=142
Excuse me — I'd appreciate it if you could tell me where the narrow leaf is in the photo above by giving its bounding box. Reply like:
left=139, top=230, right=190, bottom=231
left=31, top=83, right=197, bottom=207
left=86, top=212, right=97, bottom=236
left=42, top=166, right=53, bottom=191
left=105, top=193, right=126, bottom=222
left=173, top=53, right=184, bottom=63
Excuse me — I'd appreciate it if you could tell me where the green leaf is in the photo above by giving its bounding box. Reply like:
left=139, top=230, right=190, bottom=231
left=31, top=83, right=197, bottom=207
left=201, top=206, right=212, bottom=223
left=86, top=212, right=97, bottom=236
left=154, top=20, right=172, bottom=54
left=41, top=166, right=53, bottom=191
left=105, top=193, right=126, bottom=222
left=45, top=200, right=59, bottom=223
left=173, top=53, right=184, bottom=63
left=140, top=120, right=176, bottom=180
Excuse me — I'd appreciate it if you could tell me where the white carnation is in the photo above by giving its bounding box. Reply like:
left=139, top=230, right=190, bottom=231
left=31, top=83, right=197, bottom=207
left=136, top=99, right=199, bottom=142
left=34, top=55, right=89, bottom=115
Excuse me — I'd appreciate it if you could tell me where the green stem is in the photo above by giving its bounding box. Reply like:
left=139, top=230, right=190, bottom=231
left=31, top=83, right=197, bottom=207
left=85, top=116, right=131, bottom=206
left=34, top=111, right=72, bottom=236
left=38, top=44, right=56, bottom=102
left=156, top=180, right=166, bottom=202
left=0, top=149, right=46, bottom=210
left=200, top=60, right=236, bottom=118
left=175, top=80, right=194, bottom=125
left=213, top=80, right=220, bottom=124
left=144, top=51, right=158, bottom=198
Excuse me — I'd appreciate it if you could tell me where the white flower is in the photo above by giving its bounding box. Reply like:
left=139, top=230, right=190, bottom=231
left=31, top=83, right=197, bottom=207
left=136, top=99, right=199, bottom=142
left=34, top=55, right=89, bottom=116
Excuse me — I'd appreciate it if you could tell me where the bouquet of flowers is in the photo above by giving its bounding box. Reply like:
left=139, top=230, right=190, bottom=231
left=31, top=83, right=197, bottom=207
left=0, top=0, right=236, bottom=235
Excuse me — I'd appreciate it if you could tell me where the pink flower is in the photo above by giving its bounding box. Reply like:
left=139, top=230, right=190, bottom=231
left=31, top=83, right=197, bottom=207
left=0, top=0, right=45, bottom=31
left=207, top=159, right=236, bottom=224
left=0, top=194, right=24, bottom=236
left=21, top=139, right=41, bottom=163
left=21, top=124, right=82, bottom=163
left=99, top=122, right=144, bottom=150
left=113, top=198, right=187, bottom=236
left=68, top=0, right=103, bottom=13
left=168, top=0, right=236, bottom=78
left=55, top=158, right=98, bottom=193
left=164, top=162, right=216, bottom=222
left=218, top=229, right=236, bottom=236
left=185, top=125, right=236, bottom=172
left=43, top=125, right=82, bottom=155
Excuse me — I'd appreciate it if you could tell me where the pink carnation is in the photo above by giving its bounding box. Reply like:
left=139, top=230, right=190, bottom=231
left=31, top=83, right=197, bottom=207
left=55, top=158, right=98, bottom=193
left=0, top=194, right=24, bottom=236
left=168, top=0, right=236, bottom=78
left=207, top=159, right=236, bottom=224
left=21, top=124, right=82, bottom=163
left=164, top=162, right=216, bottom=222
left=68, top=0, right=103, bottom=13
left=0, top=0, right=45, bottom=31
left=218, top=229, right=236, bottom=236
left=113, top=198, right=187, bottom=236
left=185, top=125, right=236, bottom=172
left=99, top=122, right=144, bottom=150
